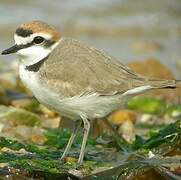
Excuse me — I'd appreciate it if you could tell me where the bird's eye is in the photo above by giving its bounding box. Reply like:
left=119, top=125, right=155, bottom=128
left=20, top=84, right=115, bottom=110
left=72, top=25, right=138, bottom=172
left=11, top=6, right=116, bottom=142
left=33, top=36, right=45, bottom=44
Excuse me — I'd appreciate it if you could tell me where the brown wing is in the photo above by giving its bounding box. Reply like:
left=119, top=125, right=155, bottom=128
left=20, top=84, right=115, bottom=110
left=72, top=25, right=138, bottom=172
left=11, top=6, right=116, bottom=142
left=39, top=38, right=146, bottom=97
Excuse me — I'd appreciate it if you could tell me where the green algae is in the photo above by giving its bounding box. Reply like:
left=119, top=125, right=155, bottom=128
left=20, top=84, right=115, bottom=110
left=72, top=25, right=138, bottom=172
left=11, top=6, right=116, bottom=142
left=0, top=120, right=180, bottom=179
left=127, top=97, right=166, bottom=114
left=44, top=128, right=96, bottom=149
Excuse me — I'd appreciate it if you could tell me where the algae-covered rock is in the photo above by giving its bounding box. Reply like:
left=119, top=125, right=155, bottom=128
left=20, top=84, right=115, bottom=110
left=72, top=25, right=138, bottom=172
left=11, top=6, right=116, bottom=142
left=127, top=97, right=166, bottom=114
left=0, top=106, right=41, bottom=127
left=0, top=120, right=180, bottom=179
left=11, top=98, right=40, bottom=112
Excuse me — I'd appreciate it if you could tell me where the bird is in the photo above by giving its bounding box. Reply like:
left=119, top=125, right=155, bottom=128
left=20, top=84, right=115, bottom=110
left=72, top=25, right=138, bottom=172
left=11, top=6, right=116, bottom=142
left=1, top=21, right=181, bottom=165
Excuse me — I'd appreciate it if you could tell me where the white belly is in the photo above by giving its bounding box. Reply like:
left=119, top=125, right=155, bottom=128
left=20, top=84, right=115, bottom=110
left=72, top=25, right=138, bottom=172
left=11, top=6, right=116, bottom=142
left=19, top=64, right=124, bottom=120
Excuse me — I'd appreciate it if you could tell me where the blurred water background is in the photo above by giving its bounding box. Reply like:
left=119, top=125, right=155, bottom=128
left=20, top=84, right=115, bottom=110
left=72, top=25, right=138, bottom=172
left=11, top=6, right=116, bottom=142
left=0, top=0, right=181, bottom=77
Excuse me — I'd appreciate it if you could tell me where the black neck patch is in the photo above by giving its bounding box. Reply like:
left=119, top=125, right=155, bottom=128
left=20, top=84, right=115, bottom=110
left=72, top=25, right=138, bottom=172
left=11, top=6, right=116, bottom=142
left=25, top=56, right=48, bottom=72
left=16, top=28, right=33, bottom=37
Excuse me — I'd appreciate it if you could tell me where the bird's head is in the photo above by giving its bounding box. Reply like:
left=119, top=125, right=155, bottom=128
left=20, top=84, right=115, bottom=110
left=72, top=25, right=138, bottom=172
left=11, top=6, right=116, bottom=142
left=1, top=21, right=60, bottom=66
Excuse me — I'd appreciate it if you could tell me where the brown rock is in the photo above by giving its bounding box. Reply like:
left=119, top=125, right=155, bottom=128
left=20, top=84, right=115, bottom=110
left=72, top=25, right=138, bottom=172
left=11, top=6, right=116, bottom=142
left=128, top=58, right=181, bottom=101
left=41, top=117, right=60, bottom=128
left=107, top=109, right=136, bottom=142
left=64, top=157, right=77, bottom=163
left=40, top=106, right=58, bottom=118
left=128, top=58, right=174, bottom=79
left=31, top=133, right=47, bottom=145
left=108, top=109, right=136, bottom=125
left=118, top=119, right=135, bottom=143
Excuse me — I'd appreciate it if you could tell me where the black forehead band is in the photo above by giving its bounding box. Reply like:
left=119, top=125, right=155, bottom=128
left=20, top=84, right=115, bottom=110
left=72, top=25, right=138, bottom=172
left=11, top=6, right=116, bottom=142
left=16, top=28, right=33, bottom=37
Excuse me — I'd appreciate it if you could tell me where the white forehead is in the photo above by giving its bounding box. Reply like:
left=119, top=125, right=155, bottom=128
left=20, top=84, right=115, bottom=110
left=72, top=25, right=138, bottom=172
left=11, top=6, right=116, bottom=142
left=14, top=33, right=52, bottom=45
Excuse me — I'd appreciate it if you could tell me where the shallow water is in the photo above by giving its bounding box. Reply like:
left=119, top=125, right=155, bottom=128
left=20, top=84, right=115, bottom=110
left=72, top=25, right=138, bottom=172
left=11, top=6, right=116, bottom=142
left=0, top=0, right=181, bottom=77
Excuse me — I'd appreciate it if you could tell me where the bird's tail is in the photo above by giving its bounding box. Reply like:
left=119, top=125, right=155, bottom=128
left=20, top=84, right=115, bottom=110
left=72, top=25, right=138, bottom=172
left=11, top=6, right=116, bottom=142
left=147, top=79, right=181, bottom=89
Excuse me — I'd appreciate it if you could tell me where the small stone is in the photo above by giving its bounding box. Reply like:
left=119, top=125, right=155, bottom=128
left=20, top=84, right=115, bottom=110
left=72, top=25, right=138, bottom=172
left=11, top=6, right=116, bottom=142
left=148, top=151, right=155, bottom=158
left=0, top=163, right=9, bottom=168
left=140, top=114, right=153, bottom=123
left=0, top=147, right=14, bottom=153
left=41, top=117, right=60, bottom=128
left=31, top=132, right=47, bottom=145
left=108, top=109, right=136, bottom=125
left=18, top=148, right=28, bottom=154
left=0, top=147, right=28, bottom=154
left=40, top=106, right=58, bottom=118
left=95, top=144, right=103, bottom=149
left=64, top=156, right=77, bottom=163
left=119, top=120, right=135, bottom=143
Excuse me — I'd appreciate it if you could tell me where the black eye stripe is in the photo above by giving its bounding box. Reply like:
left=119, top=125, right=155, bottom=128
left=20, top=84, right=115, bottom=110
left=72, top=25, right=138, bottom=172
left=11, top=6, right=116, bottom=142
left=16, top=39, right=55, bottom=50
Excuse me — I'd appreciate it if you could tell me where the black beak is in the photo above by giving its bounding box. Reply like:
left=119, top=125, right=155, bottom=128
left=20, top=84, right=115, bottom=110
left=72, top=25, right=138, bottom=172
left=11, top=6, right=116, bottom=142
left=1, top=44, right=22, bottom=55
